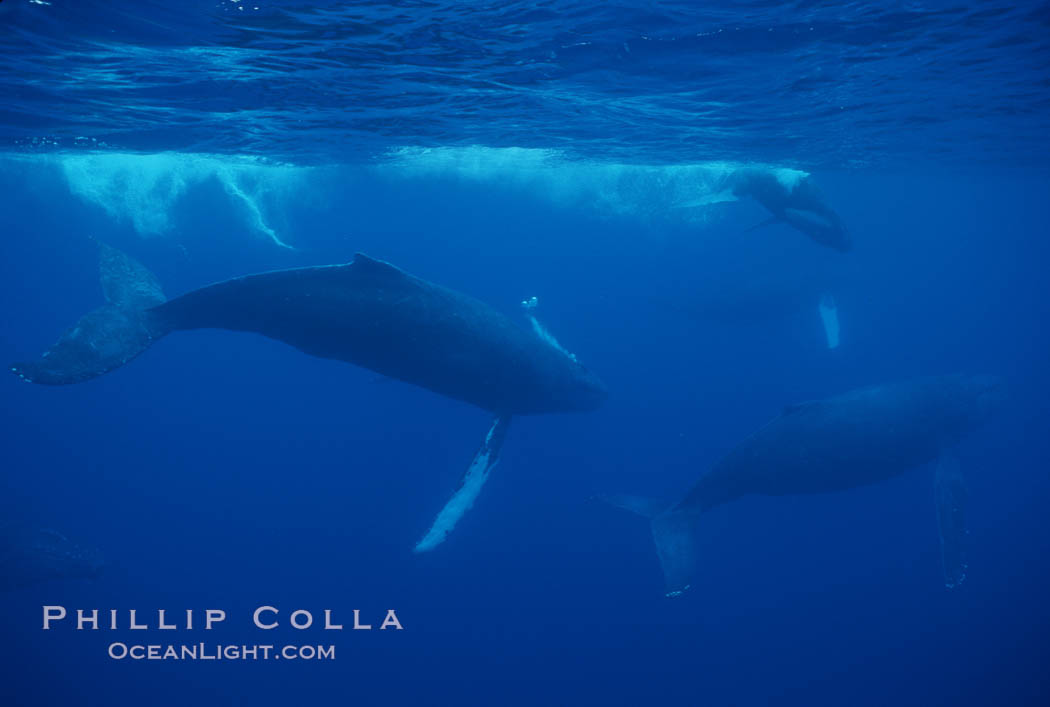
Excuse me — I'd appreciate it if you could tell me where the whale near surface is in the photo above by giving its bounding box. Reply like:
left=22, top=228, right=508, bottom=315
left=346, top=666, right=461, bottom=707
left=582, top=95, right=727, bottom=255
left=730, top=167, right=852, bottom=253
left=606, top=375, right=1002, bottom=596
left=11, top=245, right=607, bottom=416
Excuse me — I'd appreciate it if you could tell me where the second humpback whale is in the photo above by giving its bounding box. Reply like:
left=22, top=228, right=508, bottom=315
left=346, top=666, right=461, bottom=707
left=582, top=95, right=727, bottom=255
left=730, top=167, right=852, bottom=253
left=603, top=376, right=1001, bottom=596
left=12, top=244, right=607, bottom=550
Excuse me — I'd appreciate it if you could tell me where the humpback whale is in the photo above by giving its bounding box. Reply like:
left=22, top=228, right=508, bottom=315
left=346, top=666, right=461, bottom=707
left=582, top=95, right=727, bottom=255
left=0, top=524, right=104, bottom=592
left=12, top=244, right=607, bottom=549
left=603, top=376, right=1001, bottom=596
left=730, top=167, right=852, bottom=253
left=673, top=225, right=846, bottom=350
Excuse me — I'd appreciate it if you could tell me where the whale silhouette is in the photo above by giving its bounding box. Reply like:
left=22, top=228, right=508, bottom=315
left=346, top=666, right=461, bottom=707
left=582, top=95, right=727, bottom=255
left=12, top=244, right=607, bottom=550
left=0, top=524, right=104, bottom=592
left=731, top=167, right=852, bottom=253
left=603, top=375, right=1001, bottom=596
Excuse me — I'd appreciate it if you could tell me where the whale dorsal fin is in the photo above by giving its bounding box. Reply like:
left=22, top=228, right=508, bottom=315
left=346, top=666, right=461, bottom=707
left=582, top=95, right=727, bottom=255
left=351, top=253, right=408, bottom=280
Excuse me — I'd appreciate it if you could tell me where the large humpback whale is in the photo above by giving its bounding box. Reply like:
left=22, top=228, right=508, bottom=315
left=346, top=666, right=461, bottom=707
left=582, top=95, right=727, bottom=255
left=12, top=244, right=607, bottom=549
left=604, top=376, right=1001, bottom=596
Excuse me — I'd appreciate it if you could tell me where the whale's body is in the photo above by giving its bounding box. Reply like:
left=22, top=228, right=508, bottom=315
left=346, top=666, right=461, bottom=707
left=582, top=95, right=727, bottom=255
left=731, top=168, right=852, bottom=253
left=676, top=376, right=998, bottom=512
left=152, top=256, right=605, bottom=415
left=12, top=246, right=607, bottom=551
left=606, top=376, right=1001, bottom=595
left=12, top=248, right=606, bottom=416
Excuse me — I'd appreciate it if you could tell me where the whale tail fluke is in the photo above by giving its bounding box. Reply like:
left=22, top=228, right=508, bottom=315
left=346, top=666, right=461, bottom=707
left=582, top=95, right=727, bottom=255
left=10, top=243, right=168, bottom=385
left=598, top=495, right=697, bottom=597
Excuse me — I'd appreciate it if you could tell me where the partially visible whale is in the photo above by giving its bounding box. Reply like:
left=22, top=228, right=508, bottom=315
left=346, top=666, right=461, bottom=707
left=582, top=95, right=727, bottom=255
left=12, top=245, right=606, bottom=415
left=604, top=375, right=1002, bottom=596
left=730, top=167, right=852, bottom=253
left=671, top=224, right=847, bottom=349
left=0, top=524, right=104, bottom=592
left=12, top=244, right=607, bottom=549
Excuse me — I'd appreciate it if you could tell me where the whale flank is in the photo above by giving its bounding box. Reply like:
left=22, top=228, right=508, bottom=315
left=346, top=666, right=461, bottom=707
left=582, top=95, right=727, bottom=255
left=12, top=244, right=606, bottom=552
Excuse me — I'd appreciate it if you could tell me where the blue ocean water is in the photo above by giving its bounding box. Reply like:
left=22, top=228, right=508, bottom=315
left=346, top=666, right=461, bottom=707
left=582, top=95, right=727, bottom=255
left=1, top=1, right=1048, bottom=705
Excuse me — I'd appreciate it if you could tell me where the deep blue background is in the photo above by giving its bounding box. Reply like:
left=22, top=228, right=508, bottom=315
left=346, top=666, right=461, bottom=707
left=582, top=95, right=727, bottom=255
left=1, top=0, right=1049, bottom=704
left=0, top=162, right=1047, bottom=706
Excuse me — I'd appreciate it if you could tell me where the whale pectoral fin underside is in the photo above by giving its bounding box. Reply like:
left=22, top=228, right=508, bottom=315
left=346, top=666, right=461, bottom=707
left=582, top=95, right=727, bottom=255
left=818, top=293, right=840, bottom=350
left=935, top=454, right=968, bottom=589
left=413, top=414, right=512, bottom=553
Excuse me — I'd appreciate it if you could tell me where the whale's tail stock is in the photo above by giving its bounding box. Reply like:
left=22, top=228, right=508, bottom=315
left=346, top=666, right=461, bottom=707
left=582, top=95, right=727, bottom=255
left=599, top=494, right=697, bottom=597
left=11, top=243, right=168, bottom=385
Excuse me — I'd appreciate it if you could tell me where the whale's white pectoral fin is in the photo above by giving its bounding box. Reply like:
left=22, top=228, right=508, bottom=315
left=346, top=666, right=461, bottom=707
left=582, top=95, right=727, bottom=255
left=413, top=415, right=512, bottom=553
left=935, top=453, right=968, bottom=589
left=818, top=293, right=840, bottom=350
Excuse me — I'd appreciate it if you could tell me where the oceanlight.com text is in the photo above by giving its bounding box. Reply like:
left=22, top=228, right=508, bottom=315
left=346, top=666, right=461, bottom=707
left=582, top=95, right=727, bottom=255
left=107, top=643, right=336, bottom=661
